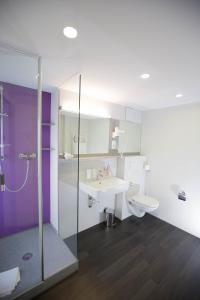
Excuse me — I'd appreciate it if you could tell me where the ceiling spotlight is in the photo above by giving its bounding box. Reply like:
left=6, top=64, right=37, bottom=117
left=176, top=94, right=183, bottom=98
left=140, top=73, right=150, bottom=79
left=63, top=26, right=78, bottom=39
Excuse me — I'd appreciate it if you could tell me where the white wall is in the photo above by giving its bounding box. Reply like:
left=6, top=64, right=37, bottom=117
left=60, top=89, right=142, bottom=123
left=141, top=103, right=200, bottom=238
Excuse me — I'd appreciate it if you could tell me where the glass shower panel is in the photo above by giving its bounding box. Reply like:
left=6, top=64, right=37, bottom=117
left=0, top=47, right=42, bottom=298
left=58, top=74, right=80, bottom=263
left=43, top=74, right=80, bottom=279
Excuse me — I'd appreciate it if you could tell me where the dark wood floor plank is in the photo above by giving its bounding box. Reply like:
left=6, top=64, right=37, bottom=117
left=34, top=214, right=200, bottom=300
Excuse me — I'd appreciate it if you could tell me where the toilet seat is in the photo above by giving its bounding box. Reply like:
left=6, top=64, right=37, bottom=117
left=130, top=194, right=159, bottom=209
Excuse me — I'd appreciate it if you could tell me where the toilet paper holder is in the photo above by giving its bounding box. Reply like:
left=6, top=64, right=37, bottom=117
left=178, top=191, right=186, bottom=201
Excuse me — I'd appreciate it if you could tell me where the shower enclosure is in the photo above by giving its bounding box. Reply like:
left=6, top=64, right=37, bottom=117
left=0, top=44, right=79, bottom=299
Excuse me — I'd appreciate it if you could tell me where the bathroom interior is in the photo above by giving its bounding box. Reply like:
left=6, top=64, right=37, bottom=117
left=0, top=1, right=200, bottom=299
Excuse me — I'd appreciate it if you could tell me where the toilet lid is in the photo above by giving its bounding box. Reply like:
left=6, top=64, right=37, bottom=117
left=131, top=194, right=159, bottom=209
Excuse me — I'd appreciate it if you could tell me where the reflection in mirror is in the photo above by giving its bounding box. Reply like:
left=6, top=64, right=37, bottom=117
left=117, top=120, right=141, bottom=154
left=59, top=111, right=110, bottom=156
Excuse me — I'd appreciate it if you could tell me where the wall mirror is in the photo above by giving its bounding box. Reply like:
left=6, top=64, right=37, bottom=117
left=59, top=111, right=141, bottom=157
left=111, top=119, right=141, bottom=154
left=59, top=111, right=110, bottom=156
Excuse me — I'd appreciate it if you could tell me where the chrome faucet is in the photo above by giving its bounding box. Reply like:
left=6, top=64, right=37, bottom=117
left=96, top=169, right=104, bottom=181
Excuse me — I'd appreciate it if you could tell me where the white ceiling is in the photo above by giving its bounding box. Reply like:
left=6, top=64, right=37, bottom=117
left=0, top=0, right=200, bottom=110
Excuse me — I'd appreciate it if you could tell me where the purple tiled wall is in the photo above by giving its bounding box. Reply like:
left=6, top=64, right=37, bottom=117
left=0, top=82, right=51, bottom=237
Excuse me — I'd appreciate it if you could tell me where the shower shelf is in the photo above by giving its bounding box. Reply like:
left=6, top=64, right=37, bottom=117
left=0, top=144, right=10, bottom=148
left=42, top=147, right=55, bottom=151
left=42, top=122, right=55, bottom=126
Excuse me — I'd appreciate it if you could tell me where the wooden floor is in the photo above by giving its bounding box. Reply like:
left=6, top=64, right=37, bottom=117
left=35, top=214, right=200, bottom=300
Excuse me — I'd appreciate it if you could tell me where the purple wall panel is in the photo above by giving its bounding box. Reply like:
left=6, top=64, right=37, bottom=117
left=0, top=82, right=51, bottom=237
left=42, top=92, right=51, bottom=227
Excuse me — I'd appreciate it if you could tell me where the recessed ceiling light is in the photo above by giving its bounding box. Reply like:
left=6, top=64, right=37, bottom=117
left=140, top=73, right=150, bottom=79
left=176, top=94, right=183, bottom=98
left=63, top=26, right=78, bottom=39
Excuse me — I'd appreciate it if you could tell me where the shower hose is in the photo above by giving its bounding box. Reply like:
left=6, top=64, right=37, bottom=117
left=5, top=160, right=30, bottom=193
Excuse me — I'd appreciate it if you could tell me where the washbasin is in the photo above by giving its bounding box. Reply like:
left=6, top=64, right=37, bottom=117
left=79, top=176, right=129, bottom=199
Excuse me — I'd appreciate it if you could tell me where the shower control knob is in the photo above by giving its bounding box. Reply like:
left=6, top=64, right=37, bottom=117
left=0, top=174, right=5, bottom=192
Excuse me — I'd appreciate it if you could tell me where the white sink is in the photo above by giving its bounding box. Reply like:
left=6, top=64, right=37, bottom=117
left=79, top=176, right=129, bottom=199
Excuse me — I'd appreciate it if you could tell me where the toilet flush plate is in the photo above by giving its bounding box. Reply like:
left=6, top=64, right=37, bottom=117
left=79, top=176, right=129, bottom=200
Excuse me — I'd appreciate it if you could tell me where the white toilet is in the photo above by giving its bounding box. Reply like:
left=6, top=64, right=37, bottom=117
left=126, top=183, right=159, bottom=218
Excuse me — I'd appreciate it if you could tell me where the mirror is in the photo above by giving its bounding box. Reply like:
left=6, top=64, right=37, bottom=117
left=59, top=111, right=141, bottom=157
left=59, top=111, right=110, bottom=156
left=111, top=119, right=141, bottom=154
left=118, top=120, right=141, bottom=153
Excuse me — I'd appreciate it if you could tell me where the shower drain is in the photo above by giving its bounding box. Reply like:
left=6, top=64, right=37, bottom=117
left=22, top=252, right=33, bottom=261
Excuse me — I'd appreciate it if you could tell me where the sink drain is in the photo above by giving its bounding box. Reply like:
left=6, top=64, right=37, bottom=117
left=22, top=252, right=33, bottom=261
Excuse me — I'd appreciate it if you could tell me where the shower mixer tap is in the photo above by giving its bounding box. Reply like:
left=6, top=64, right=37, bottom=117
left=0, top=174, right=5, bottom=192
left=18, top=152, right=37, bottom=160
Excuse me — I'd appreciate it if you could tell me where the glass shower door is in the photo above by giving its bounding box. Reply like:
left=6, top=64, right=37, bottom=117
left=0, top=46, right=42, bottom=298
